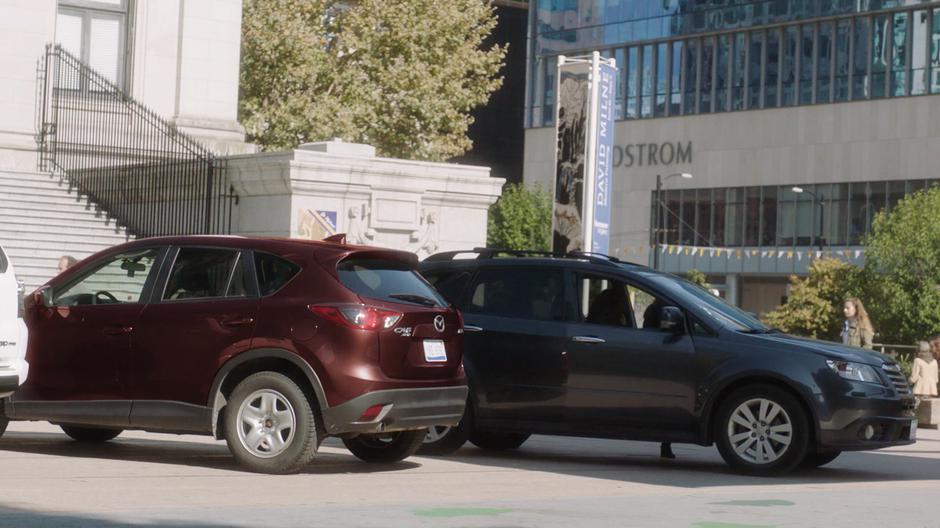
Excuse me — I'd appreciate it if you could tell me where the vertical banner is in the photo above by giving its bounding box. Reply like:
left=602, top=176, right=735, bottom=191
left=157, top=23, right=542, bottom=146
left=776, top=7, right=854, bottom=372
left=551, top=57, right=590, bottom=254
left=591, top=60, right=616, bottom=255
left=551, top=53, right=617, bottom=255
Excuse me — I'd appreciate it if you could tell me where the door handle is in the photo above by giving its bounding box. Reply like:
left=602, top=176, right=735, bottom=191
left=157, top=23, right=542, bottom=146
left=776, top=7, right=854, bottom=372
left=463, top=325, right=484, bottom=333
left=572, top=335, right=606, bottom=344
left=103, top=325, right=134, bottom=336
left=220, top=317, right=255, bottom=328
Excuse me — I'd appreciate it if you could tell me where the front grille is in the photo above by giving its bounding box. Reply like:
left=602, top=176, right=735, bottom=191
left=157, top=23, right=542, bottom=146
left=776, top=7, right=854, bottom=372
left=882, top=363, right=911, bottom=395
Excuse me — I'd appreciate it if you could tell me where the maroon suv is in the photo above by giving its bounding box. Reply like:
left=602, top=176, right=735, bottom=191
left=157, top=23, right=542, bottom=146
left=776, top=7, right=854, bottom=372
left=3, top=236, right=467, bottom=473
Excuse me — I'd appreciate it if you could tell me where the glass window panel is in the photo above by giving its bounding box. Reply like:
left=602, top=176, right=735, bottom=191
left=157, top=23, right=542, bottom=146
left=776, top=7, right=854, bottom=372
left=827, top=183, right=848, bottom=246
left=848, top=182, right=869, bottom=245
left=56, top=12, right=83, bottom=58
left=467, top=268, right=565, bottom=321
left=615, top=47, right=626, bottom=119
left=680, top=189, right=697, bottom=246
left=164, top=249, right=242, bottom=301
left=744, top=187, right=761, bottom=246
left=696, top=188, right=712, bottom=247
left=891, top=12, right=909, bottom=96
left=854, top=17, right=871, bottom=100
left=795, top=190, right=815, bottom=246
left=700, top=37, right=714, bottom=113
left=782, top=26, right=798, bottom=106
left=761, top=187, right=777, bottom=246
left=641, top=45, right=654, bottom=118
left=88, top=15, right=121, bottom=85
left=886, top=180, right=907, bottom=214
left=868, top=181, right=887, bottom=229
left=732, top=32, right=746, bottom=110
left=800, top=24, right=815, bottom=105
left=54, top=249, right=160, bottom=305
left=817, top=21, right=833, bottom=104
left=912, top=10, right=928, bottom=96
left=725, top=189, right=744, bottom=247
left=712, top=188, right=726, bottom=247
left=715, top=34, right=730, bottom=112
left=835, top=19, right=851, bottom=101
left=748, top=31, right=763, bottom=108
left=776, top=187, right=797, bottom=246
left=683, top=39, right=698, bottom=114
left=543, top=57, right=555, bottom=126
left=665, top=189, right=680, bottom=244
left=932, top=9, right=940, bottom=93
left=871, top=14, right=889, bottom=98
left=765, top=29, right=780, bottom=107
left=670, top=40, right=682, bottom=115
left=656, top=42, right=669, bottom=116
left=626, top=47, right=638, bottom=119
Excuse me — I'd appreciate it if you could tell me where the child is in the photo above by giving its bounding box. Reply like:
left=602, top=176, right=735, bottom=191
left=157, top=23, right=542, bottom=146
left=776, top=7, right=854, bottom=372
left=910, top=341, right=939, bottom=399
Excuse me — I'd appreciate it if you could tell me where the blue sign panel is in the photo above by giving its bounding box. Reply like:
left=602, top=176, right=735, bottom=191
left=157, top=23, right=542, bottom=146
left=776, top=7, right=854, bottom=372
left=592, top=62, right=616, bottom=255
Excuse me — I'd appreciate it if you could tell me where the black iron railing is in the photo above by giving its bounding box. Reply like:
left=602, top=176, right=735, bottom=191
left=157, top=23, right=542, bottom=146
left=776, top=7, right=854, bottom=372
left=36, top=43, right=236, bottom=237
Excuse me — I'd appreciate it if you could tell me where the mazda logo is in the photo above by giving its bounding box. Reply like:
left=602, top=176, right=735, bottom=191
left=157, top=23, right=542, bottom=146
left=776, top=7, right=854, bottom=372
left=433, top=315, right=445, bottom=333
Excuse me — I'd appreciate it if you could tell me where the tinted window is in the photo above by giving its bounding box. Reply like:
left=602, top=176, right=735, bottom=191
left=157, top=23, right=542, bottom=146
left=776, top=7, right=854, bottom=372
left=466, top=268, right=565, bottom=321
left=338, top=258, right=445, bottom=307
left=0, top=247, right=7, bottom=274
left=255, top=252, right=300, bottom=296
left=422, top=270, right=472, bottom=306
left=163, top=248, right=247, bottom=301
left=55, top=248, right=161, bottom=305
left=577, top=274, right=670, bottom=331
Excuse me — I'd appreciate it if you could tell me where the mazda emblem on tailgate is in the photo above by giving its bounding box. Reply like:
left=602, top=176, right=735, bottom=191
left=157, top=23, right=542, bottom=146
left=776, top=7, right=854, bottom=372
left=433, top=315, right=445, bottom=332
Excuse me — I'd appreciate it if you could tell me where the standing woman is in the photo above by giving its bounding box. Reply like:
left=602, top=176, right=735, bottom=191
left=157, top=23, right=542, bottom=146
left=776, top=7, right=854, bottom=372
left=841, top=298, right=875, bottom=349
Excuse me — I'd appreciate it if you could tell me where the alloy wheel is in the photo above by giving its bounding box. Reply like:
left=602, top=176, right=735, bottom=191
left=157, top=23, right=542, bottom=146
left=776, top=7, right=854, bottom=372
left=424, top=426, right=451, bottom=443
left=726, top=398, right=793, bottom=464
left=237, top=389, right=297, bottom=459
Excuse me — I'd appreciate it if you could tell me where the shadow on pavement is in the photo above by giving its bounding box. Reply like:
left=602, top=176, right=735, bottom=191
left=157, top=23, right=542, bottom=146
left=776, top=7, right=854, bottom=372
left=0, top=431, right=419, bottom=475
left=426, top=435, right=940, bottom=488
left=0, top=506, right=238, bottom=528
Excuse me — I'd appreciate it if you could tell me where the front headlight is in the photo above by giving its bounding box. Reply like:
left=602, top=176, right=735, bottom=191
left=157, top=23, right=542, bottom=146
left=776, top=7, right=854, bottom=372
left=827, top=360, right=883, bottom=384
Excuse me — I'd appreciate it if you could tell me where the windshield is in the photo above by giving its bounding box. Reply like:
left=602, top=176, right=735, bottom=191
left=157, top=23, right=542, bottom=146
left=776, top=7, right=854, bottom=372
left=648, top=274, right=769, bottom=332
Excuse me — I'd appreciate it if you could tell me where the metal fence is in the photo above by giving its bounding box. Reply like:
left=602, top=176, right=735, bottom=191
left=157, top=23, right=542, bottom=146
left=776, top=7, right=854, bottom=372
left=36, top=44, right=236, bottom=237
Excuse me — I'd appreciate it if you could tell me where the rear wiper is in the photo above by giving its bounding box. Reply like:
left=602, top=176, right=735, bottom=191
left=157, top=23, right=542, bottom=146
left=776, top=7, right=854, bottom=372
left=388, top=293, right=439, bottom=307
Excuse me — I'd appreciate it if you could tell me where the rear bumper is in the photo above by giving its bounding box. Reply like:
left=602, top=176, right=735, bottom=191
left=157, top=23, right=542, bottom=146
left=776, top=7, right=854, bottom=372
left=321, top=385, right=468, bottom=436
left=0, top=374, right=19, bottom=399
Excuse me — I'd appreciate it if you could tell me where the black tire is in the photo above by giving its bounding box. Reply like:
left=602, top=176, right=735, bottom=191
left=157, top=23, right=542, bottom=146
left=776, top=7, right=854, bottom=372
left=0, top=418, right=7, bottom=438
left=343, top=429, right=425, bottom=463
left=714, top=384, right=810, bottom=476
left=222, top=371, right=318, bottom=474
left=801, top=450, right=842, bottom=468
left=60, top=425, right=122, bottom=443
left=469, top=430, right=530, bottom=451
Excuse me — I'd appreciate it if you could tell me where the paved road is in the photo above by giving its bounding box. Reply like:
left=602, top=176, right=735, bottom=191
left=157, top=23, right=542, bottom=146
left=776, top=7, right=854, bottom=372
left=0, top=421, right=937, bottom=527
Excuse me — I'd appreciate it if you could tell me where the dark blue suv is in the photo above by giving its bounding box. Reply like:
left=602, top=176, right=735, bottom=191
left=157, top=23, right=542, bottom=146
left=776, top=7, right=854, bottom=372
left=417, top=249, right=916, bottom=476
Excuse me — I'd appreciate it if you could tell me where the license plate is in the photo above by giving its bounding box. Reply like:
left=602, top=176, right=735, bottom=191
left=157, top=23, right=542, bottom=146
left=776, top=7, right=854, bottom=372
left=911, top=419, right=918, bottom=440
left=423, top=340, right=447, bottom=363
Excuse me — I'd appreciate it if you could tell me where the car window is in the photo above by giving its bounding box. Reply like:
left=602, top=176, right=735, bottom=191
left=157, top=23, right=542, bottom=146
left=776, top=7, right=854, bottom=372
left=422, top=270, right=472, bottom=306
left=54, top=248, right=161, bottom=305
left=337, top=258, right=446, bottom=307
left=466, top=268, right=565, bottom=321
left=163, top=248, right=248, bottom=301
left=0, top=246, right=7, bottom=274
left=577, top=274, right=670, bottom=331
left=254, top=252, right=301, bottom=296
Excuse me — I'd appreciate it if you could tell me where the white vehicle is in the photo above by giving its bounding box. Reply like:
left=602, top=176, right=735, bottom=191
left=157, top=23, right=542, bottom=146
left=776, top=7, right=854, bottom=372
left=0, top=244, right=28, bottom=419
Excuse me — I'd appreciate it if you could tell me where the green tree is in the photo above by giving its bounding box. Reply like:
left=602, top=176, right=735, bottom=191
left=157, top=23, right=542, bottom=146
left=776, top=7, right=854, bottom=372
left=764, top=258, right=861, bottom=340
left=487, top=184, right=552, bottom=251
left=685, top=269, right=709, bottom=289
left=240, top=0, right=506, bottom=161
left=861, top=187, right=940, bottom=344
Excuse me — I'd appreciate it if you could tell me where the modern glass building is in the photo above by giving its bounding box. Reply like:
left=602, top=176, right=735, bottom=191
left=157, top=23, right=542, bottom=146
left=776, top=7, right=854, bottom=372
left=522, top=1, right=940, bottom=315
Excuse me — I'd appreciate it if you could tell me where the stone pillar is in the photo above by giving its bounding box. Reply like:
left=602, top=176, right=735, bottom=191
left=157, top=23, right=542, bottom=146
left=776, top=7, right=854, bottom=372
left=224, top=141, right=504, bottom=257
left=726, top=273, right=741, bottom=307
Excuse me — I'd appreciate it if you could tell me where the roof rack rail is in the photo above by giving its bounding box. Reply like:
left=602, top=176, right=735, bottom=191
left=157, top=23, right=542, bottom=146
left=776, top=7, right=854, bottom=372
left=424, top=248, right=639, bottom=269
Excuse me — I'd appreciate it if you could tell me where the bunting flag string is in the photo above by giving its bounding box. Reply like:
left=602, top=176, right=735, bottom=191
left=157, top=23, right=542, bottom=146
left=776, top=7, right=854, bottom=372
left=616, top=244, right=866, bottom=261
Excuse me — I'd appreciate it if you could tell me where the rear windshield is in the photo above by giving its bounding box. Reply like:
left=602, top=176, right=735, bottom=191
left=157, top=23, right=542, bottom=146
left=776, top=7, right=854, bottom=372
left=338, top=258, right=447, bottom=308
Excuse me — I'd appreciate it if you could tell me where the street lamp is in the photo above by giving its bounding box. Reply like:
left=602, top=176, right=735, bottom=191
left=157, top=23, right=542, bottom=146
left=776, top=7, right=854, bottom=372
left=653, top=172, right=693, bottom=270
left=792, top=186, right=825, bottom=251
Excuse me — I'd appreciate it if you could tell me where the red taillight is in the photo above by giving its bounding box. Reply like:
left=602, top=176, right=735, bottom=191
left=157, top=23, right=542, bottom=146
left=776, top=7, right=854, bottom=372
left=358, top=404, right=388, bottom=422
left=309, top=304, right=402, bottom=331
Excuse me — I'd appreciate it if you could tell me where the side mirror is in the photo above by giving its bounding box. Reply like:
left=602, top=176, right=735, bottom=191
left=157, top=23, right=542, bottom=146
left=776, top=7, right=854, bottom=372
left=31, top=286, right=53, bottom=309
left=659, top=306, right=685, bottom=333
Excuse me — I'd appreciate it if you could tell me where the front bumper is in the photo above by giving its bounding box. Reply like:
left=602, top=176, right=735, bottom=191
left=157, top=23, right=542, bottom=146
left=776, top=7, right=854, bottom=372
left=321, top=385, right=468, bottom=436
left=0, top=374, right=19, bottom=398
left=817, top=388, right=917, bottom=450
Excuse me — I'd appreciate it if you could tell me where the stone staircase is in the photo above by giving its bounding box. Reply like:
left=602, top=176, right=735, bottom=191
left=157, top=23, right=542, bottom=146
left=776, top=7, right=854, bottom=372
left=0, top=168, right=132, bottom=293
